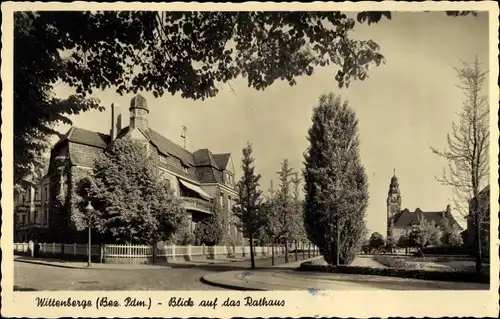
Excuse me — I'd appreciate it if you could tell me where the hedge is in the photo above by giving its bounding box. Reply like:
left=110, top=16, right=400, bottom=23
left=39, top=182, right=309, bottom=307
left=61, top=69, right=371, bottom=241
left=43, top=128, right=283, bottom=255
left=298, top=263, right=489, bottom=284
left=421, top=245, right=469, bottom=255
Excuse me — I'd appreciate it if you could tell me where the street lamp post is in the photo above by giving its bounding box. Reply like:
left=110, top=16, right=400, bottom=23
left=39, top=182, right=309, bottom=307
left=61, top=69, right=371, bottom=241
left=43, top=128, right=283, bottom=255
left=85, top=202, right=94, bottom=268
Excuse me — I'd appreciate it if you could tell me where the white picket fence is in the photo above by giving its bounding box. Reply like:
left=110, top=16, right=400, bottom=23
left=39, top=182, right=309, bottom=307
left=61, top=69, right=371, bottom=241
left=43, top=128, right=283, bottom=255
left=14, top=242, right=100, bottom=256
left=14, top=242, right=320, bottom=262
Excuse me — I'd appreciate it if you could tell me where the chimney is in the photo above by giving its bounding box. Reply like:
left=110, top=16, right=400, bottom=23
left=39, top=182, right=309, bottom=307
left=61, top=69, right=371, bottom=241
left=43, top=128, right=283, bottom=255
left=110, top=103, right=122, bottom=141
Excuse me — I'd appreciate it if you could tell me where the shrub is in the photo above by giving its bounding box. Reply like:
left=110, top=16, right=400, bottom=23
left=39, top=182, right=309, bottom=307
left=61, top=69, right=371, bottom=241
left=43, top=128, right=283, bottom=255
left=421, top=245, right=469, bottom=255
left=298, top=262, right=489, bottom=284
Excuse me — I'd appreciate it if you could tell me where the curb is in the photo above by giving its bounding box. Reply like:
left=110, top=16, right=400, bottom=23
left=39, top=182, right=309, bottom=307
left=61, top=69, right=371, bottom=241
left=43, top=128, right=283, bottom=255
left=14, top=258, right=171, bottom=270
left=15, top=258, right=91, bottom=269
left=199, top=275, right=265, bottom=291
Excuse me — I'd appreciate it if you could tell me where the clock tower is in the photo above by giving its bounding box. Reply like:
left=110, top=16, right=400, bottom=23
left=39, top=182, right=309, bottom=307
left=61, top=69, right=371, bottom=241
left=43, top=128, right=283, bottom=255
left=387, top=169, right=402, bottom=238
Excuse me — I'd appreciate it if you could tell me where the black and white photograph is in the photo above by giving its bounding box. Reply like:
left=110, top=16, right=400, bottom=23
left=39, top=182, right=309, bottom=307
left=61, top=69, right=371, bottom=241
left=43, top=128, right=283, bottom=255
left=2, top=2, right=498, bottom=318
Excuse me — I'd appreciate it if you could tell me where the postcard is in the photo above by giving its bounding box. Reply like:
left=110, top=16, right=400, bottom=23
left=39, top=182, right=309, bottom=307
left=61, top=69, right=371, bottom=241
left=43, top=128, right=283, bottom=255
left=2, top=1, right=498, bottom=318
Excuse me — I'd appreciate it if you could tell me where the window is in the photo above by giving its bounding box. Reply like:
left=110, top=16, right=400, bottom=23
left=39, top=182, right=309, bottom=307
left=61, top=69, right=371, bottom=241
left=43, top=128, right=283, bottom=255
left=183, top=166, right=188, bottom=173
left=228, top=196, right=231, bottom=210
left=160, top=154, right=168, bottom=163
left=35, top=189, right=40, bottom=201
left=45, top=206, right=49, bottom=225
left=34, top=211, right=38, bottom=224
left=21, top=215, right=26, bottom=225
left=44, top=185, right=49, bottom=200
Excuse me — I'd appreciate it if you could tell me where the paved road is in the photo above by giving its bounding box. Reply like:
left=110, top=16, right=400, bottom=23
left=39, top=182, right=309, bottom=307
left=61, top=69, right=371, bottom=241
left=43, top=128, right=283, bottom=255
left=308, top=255, right=387, bottom=268
left=14, top=253, right=313, bottom=291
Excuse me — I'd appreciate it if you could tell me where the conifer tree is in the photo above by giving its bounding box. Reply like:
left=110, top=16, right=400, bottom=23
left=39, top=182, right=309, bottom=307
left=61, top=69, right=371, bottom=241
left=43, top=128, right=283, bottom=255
left=87, top=138, right=185, bottom=244
left=303, top=93, right=369, bottom=265
left=233, top=142, right=264, bottom=268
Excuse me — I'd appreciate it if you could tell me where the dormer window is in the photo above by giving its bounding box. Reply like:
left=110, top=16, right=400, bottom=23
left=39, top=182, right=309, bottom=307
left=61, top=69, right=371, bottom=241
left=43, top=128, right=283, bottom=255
left=224, top=171, right=233, bottom=185
left=183, top=166, right=188, bottom=173
left=160, top=154, right=168, bottom=163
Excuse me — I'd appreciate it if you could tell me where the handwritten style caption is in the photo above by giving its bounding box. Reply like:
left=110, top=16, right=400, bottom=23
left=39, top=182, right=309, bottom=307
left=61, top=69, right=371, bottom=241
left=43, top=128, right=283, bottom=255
left=35, top=296, right=285, bottom=310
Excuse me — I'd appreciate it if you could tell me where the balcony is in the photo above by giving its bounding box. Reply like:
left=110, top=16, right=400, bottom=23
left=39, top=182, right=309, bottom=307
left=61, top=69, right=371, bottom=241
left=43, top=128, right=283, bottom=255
left=179, top=197, right=213, bottom=214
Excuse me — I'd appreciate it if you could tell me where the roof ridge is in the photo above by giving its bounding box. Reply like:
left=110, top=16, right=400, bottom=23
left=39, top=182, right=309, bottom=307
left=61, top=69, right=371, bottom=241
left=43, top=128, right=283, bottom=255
left=146, top=128, right=195, bottom=166
left=72, top=126, right=111, bottom=137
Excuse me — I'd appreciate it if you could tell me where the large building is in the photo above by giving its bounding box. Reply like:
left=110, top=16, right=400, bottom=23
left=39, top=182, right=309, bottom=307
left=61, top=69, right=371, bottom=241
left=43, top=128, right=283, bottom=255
left=465, top=185, right=490, bottom=256
left=17, top=94, right=240, bottom=244
left=386, top=171, right=462, bottom=240
left=14, top=161, right=50, bottom=242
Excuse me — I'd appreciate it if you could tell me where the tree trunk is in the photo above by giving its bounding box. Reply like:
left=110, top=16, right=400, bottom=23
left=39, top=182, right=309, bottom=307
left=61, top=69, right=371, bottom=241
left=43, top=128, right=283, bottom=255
left=294, top=241, right=298, bottom=261
left=308, top=242, right=311, bottom=258
left=152, top=241, right=158, bottom=264
left=284, top=240, right=289, bottom=263
left=473, top=197, right=482, bottom=275
left=271, top=242, right=275, bottom=266
left=302, top=242, right=305, bottom=259
left=249, top=233, right=256, bottom=269
left=335, top=218, right=340, bottom=266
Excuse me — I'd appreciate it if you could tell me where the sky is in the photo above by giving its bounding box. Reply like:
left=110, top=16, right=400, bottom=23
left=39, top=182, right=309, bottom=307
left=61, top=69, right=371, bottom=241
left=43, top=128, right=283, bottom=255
left=52, top=12, right=490, bottom=235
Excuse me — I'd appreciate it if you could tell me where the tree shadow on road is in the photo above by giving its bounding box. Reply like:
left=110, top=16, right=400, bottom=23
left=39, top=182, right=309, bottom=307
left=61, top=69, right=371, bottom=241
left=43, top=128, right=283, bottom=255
left=165, top=255, right=308, bottom=272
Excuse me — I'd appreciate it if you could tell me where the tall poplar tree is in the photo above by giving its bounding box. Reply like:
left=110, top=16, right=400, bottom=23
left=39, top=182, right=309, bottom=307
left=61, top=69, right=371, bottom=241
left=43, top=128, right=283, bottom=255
left=303, top=93, right=369, bottom=265
left=233, top=142, right=264, bottom=268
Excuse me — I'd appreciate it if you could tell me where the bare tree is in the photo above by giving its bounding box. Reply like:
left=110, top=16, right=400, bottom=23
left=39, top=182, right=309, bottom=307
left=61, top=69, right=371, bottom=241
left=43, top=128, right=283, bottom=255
left=431, top=57, right=489, bottom=275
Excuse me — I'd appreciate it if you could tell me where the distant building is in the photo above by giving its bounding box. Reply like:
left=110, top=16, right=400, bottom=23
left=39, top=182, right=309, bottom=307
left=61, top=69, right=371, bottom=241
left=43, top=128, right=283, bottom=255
left=465, top=185, right=490, bottom=255
left=20, top=94, right=240, bottom=244
left=386, top=171, right=463, bottom=241
left=14, top=160, right=50, bottom=242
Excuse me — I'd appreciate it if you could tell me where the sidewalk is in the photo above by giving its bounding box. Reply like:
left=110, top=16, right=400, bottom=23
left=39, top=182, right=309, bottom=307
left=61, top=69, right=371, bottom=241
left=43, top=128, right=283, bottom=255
left=14, top=255, right=169, bottom=270
left=14, top=253, right=305, bottom=269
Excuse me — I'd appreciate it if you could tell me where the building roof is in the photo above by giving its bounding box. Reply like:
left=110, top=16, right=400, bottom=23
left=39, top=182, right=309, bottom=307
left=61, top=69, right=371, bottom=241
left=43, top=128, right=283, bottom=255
left=55, top=127, right=110, bottom=149
left=56, top=124, right=233, bottom=186
left=144, top=128, right=194, bottom=166
left=393, top=207, right=462, bottom=231
left=193, top=149, right=220, bottom=169
left=213, top=153, right=231, bottom=170
left=129, top=93, right=149, bottom=111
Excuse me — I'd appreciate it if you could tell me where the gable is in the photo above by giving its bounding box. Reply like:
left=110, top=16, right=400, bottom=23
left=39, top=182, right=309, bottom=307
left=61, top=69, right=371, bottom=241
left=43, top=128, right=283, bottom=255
left=227, top=155, right=235, bottom=175
left=127, top=127, right=149, bottom=141
left=393, top=209, right=414, bottom=228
